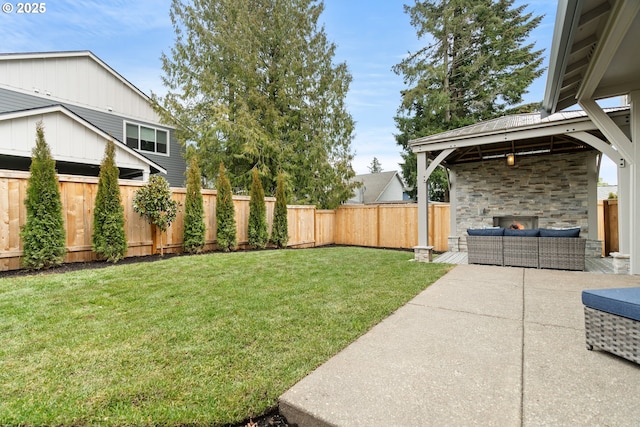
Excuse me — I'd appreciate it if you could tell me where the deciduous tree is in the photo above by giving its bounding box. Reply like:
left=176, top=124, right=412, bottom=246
left=133, top=175, right=180, bottom=256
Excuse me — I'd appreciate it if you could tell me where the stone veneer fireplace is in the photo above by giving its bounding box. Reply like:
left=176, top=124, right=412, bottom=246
left=493, top=215, right=539, bottom=230
left=447, top=151, right=602, bottom=257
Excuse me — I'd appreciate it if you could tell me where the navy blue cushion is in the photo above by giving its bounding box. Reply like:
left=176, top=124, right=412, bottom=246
left=504, top=228, right=539, bottom=237
left=582, top=287, right=640, bottom=322
left=467, top=227, right=505, bottom=236
left=539, top=227, right=581, bottom=238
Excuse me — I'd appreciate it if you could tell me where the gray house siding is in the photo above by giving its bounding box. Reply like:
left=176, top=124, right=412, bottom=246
left=0, top=88, right=186, bottom=186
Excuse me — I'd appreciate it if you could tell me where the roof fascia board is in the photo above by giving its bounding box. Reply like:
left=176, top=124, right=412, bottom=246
left=0, top=105, right=167, bottom=174
left=542, top=0, right=583, bottom=116
left=411, top=119, right=600, bottom=153
left=373, top=172, right=396, bottom=202
left=576, top=1, right=640, bottom=101
left=579, top=99, right=633, bottom=162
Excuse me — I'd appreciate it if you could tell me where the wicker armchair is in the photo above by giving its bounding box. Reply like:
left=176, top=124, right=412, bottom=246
left=538, top=237, right=586, bottom=271
left=466, top=235, right=504, bottom=266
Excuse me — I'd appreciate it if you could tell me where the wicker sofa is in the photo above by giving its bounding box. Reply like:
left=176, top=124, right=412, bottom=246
left=582, top=287, right=640, bottom=364
left=466, top=227, right=586, bottom=271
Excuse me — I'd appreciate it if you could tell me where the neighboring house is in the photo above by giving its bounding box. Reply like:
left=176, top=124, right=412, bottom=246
left=598, top=185, right=618, bottom=200
left=0, top=51, right=186, bottom=186
left=347, top=170, right=408, bottom=204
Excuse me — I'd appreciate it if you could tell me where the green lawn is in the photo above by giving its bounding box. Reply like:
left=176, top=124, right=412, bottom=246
left=0, top=247, right=450, bottom=426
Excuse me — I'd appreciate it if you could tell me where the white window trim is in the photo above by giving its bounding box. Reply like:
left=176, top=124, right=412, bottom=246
left=123, top=121, right=170, bottom=157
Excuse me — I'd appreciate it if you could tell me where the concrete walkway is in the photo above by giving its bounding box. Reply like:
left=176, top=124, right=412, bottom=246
left=279, top=265, right=640, bottom=426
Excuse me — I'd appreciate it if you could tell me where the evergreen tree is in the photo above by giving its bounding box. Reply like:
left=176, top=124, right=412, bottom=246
left=92, top=140, right=127, bottom=262
left=155, top=0, right=358, bottom=208
left=393, top=0, right=544, bottom=200
left=132, top=175, right=180, bottom=256
left=215, top=163, right=237, bottom=252
left=20, top=121, right=66, bottom=269
left=248, top=168, right=268, bottom=249
left=183, top=156, right=206, bottom=253
left=368, top=157, right=383, bottom=173
left=270, top=172, right=289, bottom=249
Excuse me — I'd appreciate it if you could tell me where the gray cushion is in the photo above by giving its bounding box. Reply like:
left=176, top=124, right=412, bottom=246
left=582, top=287, right=640, bottom=322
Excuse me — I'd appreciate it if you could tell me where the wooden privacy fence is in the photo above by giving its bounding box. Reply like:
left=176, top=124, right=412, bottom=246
left=598, top=199, right=619, bottom=256
left=0, top=170, right=451, bottom=271
left=333, top=203, right=449, bottom=251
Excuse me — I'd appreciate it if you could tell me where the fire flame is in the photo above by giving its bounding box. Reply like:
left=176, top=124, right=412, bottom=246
left=510, top=222, right=524, bottom=230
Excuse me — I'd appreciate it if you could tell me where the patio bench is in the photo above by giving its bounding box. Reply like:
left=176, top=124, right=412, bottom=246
left=581, top=287, right=640, bottom=364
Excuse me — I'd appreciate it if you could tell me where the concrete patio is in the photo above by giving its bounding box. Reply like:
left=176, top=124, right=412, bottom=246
left=280, top=264, right=640, bottom=426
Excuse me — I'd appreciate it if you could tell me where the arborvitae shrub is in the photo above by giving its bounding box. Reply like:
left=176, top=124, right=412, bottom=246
left=216, top=163, right=237, bottom=252
left=183, top=157, right=206, bottom=253
left=248, top=168, right=268, bottom=249
left=92, top=140, right=127, bottom=262
left=270, top=172, right=289, bottom=249
left=132, top=175, right=180, bottom=256
left=20, top=121, right=66, bottom=269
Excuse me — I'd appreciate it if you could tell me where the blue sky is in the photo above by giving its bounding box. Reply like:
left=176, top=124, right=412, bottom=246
left=0, top=0, right=619, bottom=184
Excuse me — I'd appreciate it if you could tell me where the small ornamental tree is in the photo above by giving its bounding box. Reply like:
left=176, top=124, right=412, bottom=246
left=270, top=172, right=289, bottom=249
left=132, top=175, right=180, bottom=256
left=20, top=121, right=66, bottom=269
left=183, top=156, right=206, bottom=253
left=92, top=140, right=127, bottom=262
left=248, top=168, right=268, bottom=249
left=216, top=163, right=237, bottom=252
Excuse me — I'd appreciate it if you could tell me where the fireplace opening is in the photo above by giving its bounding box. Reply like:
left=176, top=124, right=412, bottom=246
left=493, top=216, right=538, bottom=230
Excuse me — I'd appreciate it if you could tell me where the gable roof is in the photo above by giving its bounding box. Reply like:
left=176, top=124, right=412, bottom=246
left=352, top=171, right=405, bottom=204
left=410, top=106, right=630, bottom=166
left=0, top=104, right=166, bottom=176
left=0, top=51, right=165, bottom=124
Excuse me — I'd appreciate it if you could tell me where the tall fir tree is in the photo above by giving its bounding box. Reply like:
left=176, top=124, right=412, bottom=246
left=368, top=157, right=383, bottom=173
left=183, top=156, right=206, bottom=253
left=92, top=140, right=127, bottom=262
left=393, top=0, right=544, bottom=200
left=248, top=168, right=268, bottom=249
left=155, top=0, right=357, bottom=208
left=20, top=121, right=66, bottom=269
left=216, top=163, right=237, bottom=252
left=270, top=172, right=289, bottom=249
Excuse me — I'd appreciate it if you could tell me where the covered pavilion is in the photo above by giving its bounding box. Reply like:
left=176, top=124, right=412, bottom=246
left=411, top=0, right=640, bottom=274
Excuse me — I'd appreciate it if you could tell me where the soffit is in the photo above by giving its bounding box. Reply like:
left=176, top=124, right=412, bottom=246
left=544, top=0, right=640, bottom=114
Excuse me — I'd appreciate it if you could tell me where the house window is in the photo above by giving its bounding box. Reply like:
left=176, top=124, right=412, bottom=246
left=125, top=122, right=168, bottom=155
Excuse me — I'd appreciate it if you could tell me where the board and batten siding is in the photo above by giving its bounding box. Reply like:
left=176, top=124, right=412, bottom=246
left=0, top=88, right=186, bottom=187
left=0, top=54, right=157, bottom=123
